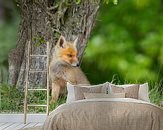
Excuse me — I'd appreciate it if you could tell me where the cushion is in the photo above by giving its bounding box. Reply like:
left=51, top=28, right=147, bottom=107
left=109, top=83, right=140, bottom=99
left=66, top=82, right=108, bottom=103
left=84, top=93, right=126, bottom=99
left=108, top=83, right=150, bottom=102
left=139, top=83, right=150, bottom=102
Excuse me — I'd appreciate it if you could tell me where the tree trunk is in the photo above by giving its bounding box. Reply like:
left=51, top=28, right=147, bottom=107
left=8, top=0, right=100, bottom=88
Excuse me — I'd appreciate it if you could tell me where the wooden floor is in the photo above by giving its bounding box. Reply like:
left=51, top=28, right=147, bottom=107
left=0, top=114, right=46, bottom=130
left=0, top=122, right=43, bottom=130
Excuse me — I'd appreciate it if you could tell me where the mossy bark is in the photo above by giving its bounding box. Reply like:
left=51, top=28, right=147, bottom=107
left=8, top=0, right=100, bottom=88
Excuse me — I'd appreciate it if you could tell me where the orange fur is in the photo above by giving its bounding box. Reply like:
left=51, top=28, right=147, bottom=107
left=59, top=47, right=78, bottom=65
left=49, top=36, right=90, bottom=103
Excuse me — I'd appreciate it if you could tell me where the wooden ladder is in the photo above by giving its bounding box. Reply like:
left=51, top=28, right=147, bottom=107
left=24, top=41, right=50, bottom=124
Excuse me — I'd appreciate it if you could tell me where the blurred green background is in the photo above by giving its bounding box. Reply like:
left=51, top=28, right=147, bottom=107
left=82, top=0, right=163, bottom=86
left=0, top=0, right=19, bottom=83
left=0, top=0, right=162, bottom=112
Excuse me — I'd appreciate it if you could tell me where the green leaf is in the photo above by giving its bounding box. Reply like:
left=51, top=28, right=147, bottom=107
left=32, top=36, right=46, bottom=47
left=76, top=0, right=81, bottom=4
left=113, top=0, right=118, bottom=5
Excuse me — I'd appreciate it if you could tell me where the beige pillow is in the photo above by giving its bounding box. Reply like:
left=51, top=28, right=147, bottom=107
left=84, top=93, right=126, bottom=99
left=139, top=83, right=150, bottom=102
left=109, top=83, right=140, bottom=99
left=109, top=83, right=150, bottom=102
left=66, top=82, right=108, bottom=103
left=74, top=84, right=108, bottom=100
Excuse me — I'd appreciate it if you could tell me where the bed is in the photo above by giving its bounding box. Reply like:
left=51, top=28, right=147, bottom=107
left=23, top=82, right=163, bottom=130
left=42, top=98, right=163, bottom=130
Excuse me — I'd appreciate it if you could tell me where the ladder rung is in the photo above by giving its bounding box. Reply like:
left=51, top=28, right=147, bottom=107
left=24, top=41, right=50, bottom=124
left=29, top=70, right=47, bottom=72
left=30, top=55, right=47, bottom=57
left=27, top=104, right=47, bottom=107
left=28, top=88, right=47, bottom=91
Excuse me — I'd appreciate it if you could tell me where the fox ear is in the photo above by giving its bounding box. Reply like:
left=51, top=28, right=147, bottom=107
left=58, top=35, right=66, bottom=48
left=73, top=37, right=78, bottom=47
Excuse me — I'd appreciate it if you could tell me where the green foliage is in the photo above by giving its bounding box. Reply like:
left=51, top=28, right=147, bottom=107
left=32, top=36, right=46, bottom=47
left=0, top=21, right=19, bottom=64
left=76, top=0, right=81, bottom=4
left=81, top=0, right=163, bottom=104
left=53, top=32, right=60, bottom=39
left=82, top=0, right=163, bottom=85
left=133, top=0, right=151, bottom=9
left=103, top=0, right=118, bottom=5
left=0, top=1, right=20, bottom=83
left=0, top=84, right=66, bottom=113
left=74, top=0, right=118, bottom=5
left=0, top=84, right=23, bottom=112
left=149, top=79, right=163, bottom=105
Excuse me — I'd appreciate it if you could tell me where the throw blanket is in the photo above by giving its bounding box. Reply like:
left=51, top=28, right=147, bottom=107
left=42, top=98, right=163, bottom=130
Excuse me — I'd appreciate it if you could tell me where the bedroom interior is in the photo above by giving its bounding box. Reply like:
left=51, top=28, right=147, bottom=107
left=0, top=0, right=163, bottom=130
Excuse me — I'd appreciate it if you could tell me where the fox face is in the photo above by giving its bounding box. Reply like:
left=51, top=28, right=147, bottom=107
left=55, top=36, right=79, bottom=67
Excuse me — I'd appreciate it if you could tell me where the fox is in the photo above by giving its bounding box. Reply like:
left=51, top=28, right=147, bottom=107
left=49, top=35, right=90, bottom=103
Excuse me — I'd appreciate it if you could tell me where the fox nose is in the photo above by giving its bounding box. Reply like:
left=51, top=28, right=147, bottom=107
left=76, top=63, right=80, bottom=67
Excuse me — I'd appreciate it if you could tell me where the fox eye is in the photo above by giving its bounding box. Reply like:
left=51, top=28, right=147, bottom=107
left=67, top=54, right=73, bottom=57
